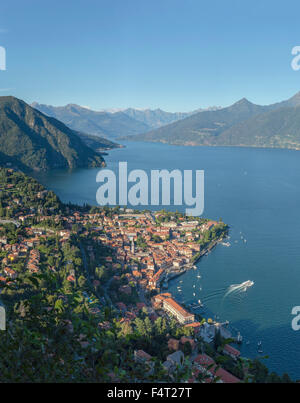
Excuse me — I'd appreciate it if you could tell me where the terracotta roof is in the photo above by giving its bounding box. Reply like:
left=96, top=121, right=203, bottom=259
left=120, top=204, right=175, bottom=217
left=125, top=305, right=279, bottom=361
left=214, top=367, right=240, bottom=383
left=135, top=350, right=152, bottom=361
left=224, top=344, right=241, bottom=357
left=164, top=298, right=194, bottom=319
left=184, top=321, right=202, bottom=328
left=194, top=353, right=215, bottom=367
left=194, top=354, right=241, bottom=383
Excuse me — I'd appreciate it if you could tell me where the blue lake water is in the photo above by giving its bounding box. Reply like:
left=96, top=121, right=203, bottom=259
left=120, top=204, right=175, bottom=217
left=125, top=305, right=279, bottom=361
left=35, top=142, right=300, bottom=379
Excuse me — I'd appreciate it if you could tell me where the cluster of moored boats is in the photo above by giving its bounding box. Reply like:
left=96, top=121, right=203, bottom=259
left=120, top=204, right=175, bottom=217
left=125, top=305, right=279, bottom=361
left=173, top=237, right=265, bottom=355
left=176, top=274, right=204, bottom=310
left=222, top=231, right=250, bottom=247
left=232, top=329, right=264, bottom=353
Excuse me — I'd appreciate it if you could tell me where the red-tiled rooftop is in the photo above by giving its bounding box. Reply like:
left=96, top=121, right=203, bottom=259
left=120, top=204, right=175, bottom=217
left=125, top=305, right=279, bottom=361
left=194, top=353, right=241, bottom=383
left=184, top=321, right=202, bottom=328
left=224, top=344, right=241, bottom=357
left=194, top=353, right=215, bottom=367
left=164, top=297, right=193, bottom=318
left=135, top=350, right=152, bottom=361
left=214, top=367, right=241, bottom=383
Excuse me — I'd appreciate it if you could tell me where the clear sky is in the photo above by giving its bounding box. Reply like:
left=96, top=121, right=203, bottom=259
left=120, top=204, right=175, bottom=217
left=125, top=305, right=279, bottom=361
left=1, top=0, right=300, bottom=111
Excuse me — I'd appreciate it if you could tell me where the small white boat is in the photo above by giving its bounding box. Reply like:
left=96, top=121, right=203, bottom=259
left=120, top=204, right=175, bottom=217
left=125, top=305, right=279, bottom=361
left=221, top=242, right=231, bottom=247
left=193, top=293, right=196, bottom=297
left=191, top=304, right=203, bottom=310
left=197, top=274, right=201, bottom=278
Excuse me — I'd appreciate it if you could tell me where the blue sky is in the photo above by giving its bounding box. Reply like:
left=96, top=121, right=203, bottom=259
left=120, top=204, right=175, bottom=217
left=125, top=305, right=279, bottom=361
left=0, top=0, right=300, bottom=111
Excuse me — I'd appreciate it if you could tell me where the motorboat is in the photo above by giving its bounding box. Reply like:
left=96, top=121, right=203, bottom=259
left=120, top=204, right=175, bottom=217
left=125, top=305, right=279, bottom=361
left=221, top=242, right=231, bottom=247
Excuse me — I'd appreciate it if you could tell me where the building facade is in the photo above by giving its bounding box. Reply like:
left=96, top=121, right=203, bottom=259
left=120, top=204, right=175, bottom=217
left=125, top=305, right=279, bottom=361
left=162, top=297, right=195, bottom=324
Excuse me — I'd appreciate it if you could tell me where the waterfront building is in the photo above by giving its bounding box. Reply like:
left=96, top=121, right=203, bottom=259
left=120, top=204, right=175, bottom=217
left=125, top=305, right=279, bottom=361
left=162, top=297, right=195, bottom=324
left=153, top=293, right=195, bottom=324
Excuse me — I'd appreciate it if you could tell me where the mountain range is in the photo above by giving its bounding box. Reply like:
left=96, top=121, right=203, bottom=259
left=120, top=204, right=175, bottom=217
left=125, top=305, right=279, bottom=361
left=120, top=106, right=221, bottom=129
left=31, top=102, right=221, bottom=139
left=31, top=103, right=150, bottom=139
left=3, top=92, right=300, bottom=174
left=0, top=96, right=106, bottom=171
left=123, top=91, right=300, bottom=150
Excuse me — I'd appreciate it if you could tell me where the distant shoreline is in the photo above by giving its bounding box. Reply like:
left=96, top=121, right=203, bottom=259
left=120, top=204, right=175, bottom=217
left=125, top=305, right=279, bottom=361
left=121, top=139, right=300, bottom=152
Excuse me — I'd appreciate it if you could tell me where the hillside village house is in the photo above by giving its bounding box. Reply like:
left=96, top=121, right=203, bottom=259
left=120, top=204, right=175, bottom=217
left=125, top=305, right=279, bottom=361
left=191, top=353, right=241, bottom=384
left=223, top=344, right=241, bottom=360
left=163, top=350, right=185, bottom=375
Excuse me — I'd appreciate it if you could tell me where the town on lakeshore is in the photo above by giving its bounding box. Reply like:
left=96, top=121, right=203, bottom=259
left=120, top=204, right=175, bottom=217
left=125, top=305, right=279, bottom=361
left=0, top=168, right=292, bottom=383
left=1, top=0, right=300, bottom=385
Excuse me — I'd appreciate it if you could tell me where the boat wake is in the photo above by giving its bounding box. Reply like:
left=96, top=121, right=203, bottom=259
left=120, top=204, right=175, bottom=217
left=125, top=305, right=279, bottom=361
left=223, top=280, right=254, bottom=299
left=202, top=287, right=227, bottom=303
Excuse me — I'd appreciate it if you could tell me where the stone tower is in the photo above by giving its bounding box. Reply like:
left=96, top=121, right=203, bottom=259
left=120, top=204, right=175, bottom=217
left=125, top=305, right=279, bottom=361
left=131, top=238, right=135, bottom=254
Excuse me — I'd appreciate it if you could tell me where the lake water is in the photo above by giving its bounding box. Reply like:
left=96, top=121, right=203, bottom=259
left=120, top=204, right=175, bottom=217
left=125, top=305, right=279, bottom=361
left=35, top=141, right=300, bottom=379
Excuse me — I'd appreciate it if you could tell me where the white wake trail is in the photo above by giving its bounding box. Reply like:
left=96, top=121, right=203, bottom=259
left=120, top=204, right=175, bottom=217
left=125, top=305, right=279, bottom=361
left=223, top=280, right=254, bottom=299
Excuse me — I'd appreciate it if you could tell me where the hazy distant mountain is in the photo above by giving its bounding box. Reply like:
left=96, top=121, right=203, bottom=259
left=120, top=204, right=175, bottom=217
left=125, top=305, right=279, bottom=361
left=0, top=97, right=105, bottom=171
left=31, top=102, right=222, bottom=138
left=121, top=106, right=221, bottom=129
left=124, top=98, right=269, bottom=144
left=31, top=103, right=150, bottom=139
left=124, top=92, right=300, bottom=150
